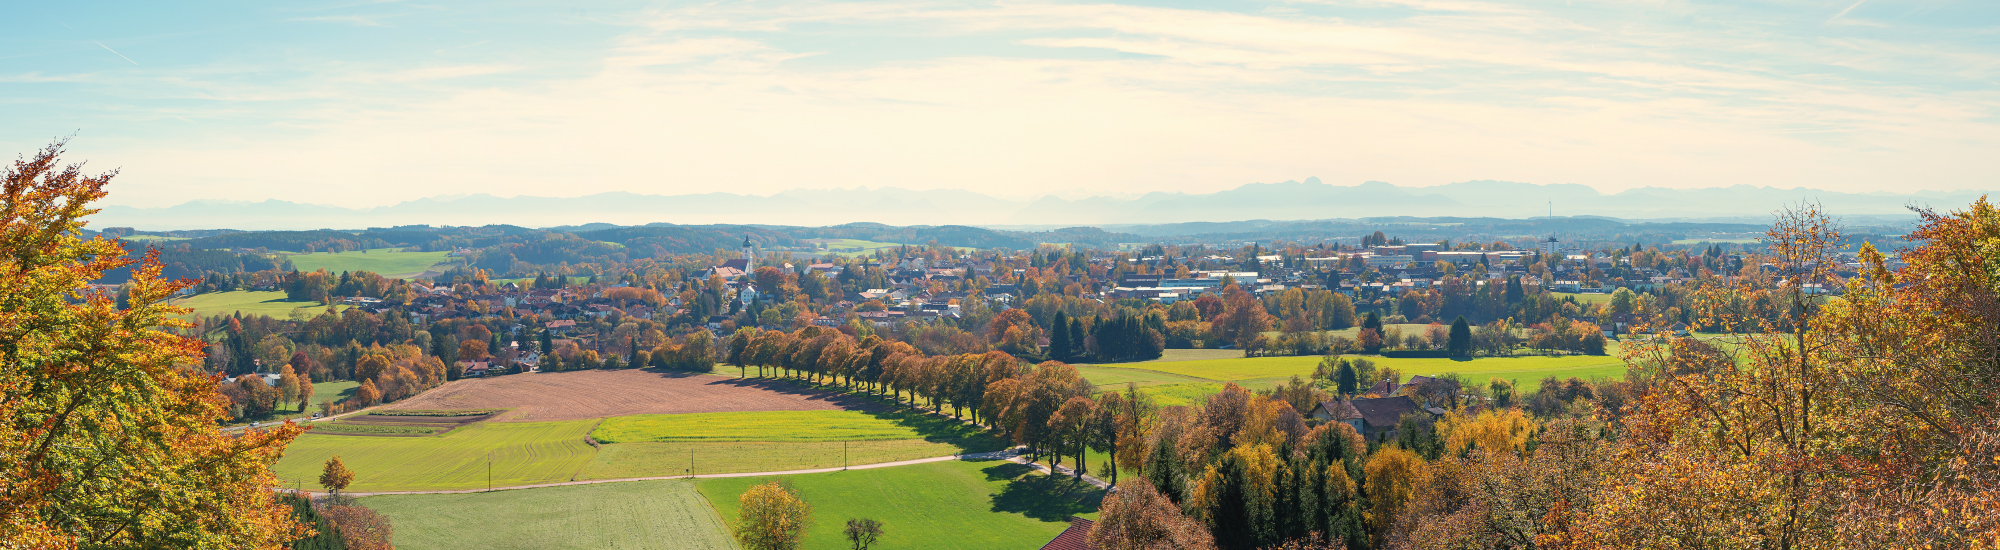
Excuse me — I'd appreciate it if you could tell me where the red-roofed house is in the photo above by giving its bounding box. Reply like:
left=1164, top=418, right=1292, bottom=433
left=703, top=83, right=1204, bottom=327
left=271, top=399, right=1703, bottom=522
left=1040, top=517, right=1095, bottom=550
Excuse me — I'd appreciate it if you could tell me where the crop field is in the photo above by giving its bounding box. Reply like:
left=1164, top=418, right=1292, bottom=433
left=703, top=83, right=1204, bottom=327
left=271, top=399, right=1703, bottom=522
left=1672, top=238, right=1760, bottom=244
left=275, top=419, right=597, bottom=492
left=284, top=248, right=453, bottom=277
left=593, top=409, right=989, bottom=443
left=699, top=458, right=1102, bottom=550
left=172, top=290, right=344, bottom=319
left=363, top=480, right=733, bottom=550
left=307, top=412, right=495, bottom=437
left=1098, top=354, right=1632, bottom=405
left=579, top=409, right=1007, bottom=479
left=1553, top=292, right=1614, bottom=304
left=1072, top=365, right=1213, bottom=390
left=580, top=437, right=1008, bottom=479
left=1142, top=383, right=1227, bottom=407
left=386, top=370, right=881, bottom=422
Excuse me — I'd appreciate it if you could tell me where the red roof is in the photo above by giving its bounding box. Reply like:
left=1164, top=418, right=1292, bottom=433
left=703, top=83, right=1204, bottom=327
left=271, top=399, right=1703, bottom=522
left=1040, top=517, right=1094, bottom=550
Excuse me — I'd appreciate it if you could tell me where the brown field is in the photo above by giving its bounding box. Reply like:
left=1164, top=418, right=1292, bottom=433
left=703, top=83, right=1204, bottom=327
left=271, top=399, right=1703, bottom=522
left=382, top=370, right=882, bottom=422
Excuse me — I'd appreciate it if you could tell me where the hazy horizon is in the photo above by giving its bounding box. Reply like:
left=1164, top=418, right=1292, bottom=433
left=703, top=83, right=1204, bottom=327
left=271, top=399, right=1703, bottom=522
left=9, top=0, right=1999, bottom=209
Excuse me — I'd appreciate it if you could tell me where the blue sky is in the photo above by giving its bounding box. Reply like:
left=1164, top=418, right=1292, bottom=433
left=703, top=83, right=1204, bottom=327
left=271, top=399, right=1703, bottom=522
left=5, top=0, right=1997, bottom=208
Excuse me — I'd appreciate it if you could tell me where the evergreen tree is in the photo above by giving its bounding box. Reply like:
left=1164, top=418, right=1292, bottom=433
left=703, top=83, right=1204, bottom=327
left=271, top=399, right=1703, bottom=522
left=1336, top=359, right=1358, bottom=396
left=1449, top=315, right=1473, bottom=357
left=1049, top=311, right=1072, bottom=362
left=1068, top=318, right=1085, bottom=361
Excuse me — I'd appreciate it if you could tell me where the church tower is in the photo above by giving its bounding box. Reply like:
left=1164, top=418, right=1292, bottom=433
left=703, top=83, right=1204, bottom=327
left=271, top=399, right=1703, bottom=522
left=741, top=235, right=755, bottom=261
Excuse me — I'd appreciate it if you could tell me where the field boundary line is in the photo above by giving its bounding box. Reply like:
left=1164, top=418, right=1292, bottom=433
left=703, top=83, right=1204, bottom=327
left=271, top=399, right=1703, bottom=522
left=568, top=418, right=608, bottom=482
left=332, top=449, right=1021, bottom=497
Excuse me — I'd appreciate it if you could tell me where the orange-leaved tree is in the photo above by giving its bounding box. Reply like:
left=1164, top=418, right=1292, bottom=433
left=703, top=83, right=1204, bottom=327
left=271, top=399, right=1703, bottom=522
left=1583, top=199, right=2000, bottom=547
left=0, top=140, right=307, bottom=548
left=319, top=456, right=354, bottom=496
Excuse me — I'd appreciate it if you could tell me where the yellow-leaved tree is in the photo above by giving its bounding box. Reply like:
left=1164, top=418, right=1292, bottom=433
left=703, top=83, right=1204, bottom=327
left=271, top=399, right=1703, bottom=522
left=0, top=141, right=306, bottom=548
left=735, top=480, right=812, bottom=550
left=1580, top=199, right=2000, bottom=548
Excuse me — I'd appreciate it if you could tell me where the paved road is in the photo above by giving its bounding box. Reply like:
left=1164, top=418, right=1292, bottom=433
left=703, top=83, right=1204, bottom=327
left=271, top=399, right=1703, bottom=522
left=223, top=407, right=375, bottom=434
left=328, top=449, right=1025, bottom=497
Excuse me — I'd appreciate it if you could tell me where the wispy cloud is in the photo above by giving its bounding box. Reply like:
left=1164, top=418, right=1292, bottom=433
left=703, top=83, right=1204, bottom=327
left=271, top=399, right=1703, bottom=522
left=1829, top=0, right=1869, bottom=21
left=287, top=15, right=385, bottom=27
left=12, top=0, right=1999, bottom=208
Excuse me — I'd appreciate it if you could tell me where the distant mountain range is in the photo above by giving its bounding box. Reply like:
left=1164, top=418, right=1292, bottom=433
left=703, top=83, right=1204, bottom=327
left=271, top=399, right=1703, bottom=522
left=91, top=178, right=1974, bottom=231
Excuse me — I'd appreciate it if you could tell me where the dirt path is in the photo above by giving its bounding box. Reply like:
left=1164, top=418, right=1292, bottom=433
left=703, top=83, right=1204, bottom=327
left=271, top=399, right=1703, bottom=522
left=1009, top=456, right=1112, bottom=490
left=329, top=449, right=1023, bottom=497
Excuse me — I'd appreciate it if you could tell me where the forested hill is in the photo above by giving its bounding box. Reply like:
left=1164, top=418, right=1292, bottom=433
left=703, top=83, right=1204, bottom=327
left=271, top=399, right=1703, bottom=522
left=776, top=223, right=1142, bottom=249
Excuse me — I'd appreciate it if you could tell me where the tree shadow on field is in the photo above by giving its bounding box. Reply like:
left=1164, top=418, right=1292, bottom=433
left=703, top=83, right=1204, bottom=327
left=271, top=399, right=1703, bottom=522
left=662, top=370, right=894, bottom=412
left=983, top=462, right=1104, bottom=522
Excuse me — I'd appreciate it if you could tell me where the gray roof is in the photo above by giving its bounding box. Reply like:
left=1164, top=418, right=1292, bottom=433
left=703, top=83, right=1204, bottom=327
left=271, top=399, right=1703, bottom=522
left=1349, top=396, right=1420, bottom=429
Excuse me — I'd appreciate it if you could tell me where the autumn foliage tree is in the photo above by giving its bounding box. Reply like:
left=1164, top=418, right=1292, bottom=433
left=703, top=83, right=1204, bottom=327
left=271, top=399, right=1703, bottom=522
left=735, top=481, right=812, bottom=550
left=1581, top=200, right=2000, bottom=547
left=0, top=141, right=306, bottom=548
left=319, top=456, right=354, bottom=496
left=1088, top=479, right=1217, bottom=550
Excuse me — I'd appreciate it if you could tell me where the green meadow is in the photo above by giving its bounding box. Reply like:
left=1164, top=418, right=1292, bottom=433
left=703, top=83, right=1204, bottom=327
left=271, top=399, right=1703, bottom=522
left=699, top=459, right=1101, bottom=550
left=173, top=290, right=344, bottom=319
left=285, top=248, right=453, bottom=277
left=1080, top=353, right=1632, bottom=406
left=364, top=480, right=734, bottom=550
left=581, top=409, right=1008, bottom=479
left=592, top=409, right=990, bottom=444
left=580, top=438, right=1007, bottom=480
left=1552, top=292, right=1614, bottom=304
left=275, top=419, right=597, bottom=492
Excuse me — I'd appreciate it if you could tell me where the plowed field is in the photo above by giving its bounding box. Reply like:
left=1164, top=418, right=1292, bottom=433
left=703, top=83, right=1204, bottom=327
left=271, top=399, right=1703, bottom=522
left=383, top=370, right=882, bottom=422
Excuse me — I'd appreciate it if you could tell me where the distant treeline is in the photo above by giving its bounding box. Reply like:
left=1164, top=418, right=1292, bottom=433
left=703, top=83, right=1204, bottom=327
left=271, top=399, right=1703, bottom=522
left=97, top=245, right=292, bottom=284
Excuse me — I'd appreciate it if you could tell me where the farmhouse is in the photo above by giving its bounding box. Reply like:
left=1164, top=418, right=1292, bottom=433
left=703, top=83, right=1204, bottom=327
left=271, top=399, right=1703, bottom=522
left=1312, top=396, right=1423, bottom=439
left=1039, top=517, right=1096, bottom=550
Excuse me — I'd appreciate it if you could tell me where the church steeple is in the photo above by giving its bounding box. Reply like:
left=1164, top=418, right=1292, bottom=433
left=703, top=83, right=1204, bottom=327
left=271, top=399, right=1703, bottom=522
left=741, top=235, right=754, bottom=261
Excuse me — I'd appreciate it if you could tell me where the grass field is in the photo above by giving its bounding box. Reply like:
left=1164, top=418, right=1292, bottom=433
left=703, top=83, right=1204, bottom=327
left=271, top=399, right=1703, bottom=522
left=173, top=290, right=344, bottom=319
left=593, top=409, right=991, bottom=443
left=276, top=419, right=597, bottom=492
left=1553, top=292, right=1614, bottom=304
left=1089, top=353, right=1632, bottom=405
left=1672, top=238, right=1760, bottom=244
left=1142, top=383, right=1227, bottom=407
left=1072, top=365, right=1213, bottom=389
left=699, top=459, right=1102, bottom=550
left=580, top=437, right=1008, bottom=480
left=284, top=248, right=453, bottom=277
left=363, top=480, right=734, bottom=550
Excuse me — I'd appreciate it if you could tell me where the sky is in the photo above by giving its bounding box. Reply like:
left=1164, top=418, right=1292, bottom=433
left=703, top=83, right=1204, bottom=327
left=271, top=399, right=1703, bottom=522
left=5, top=0, right=1998, bottom=209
